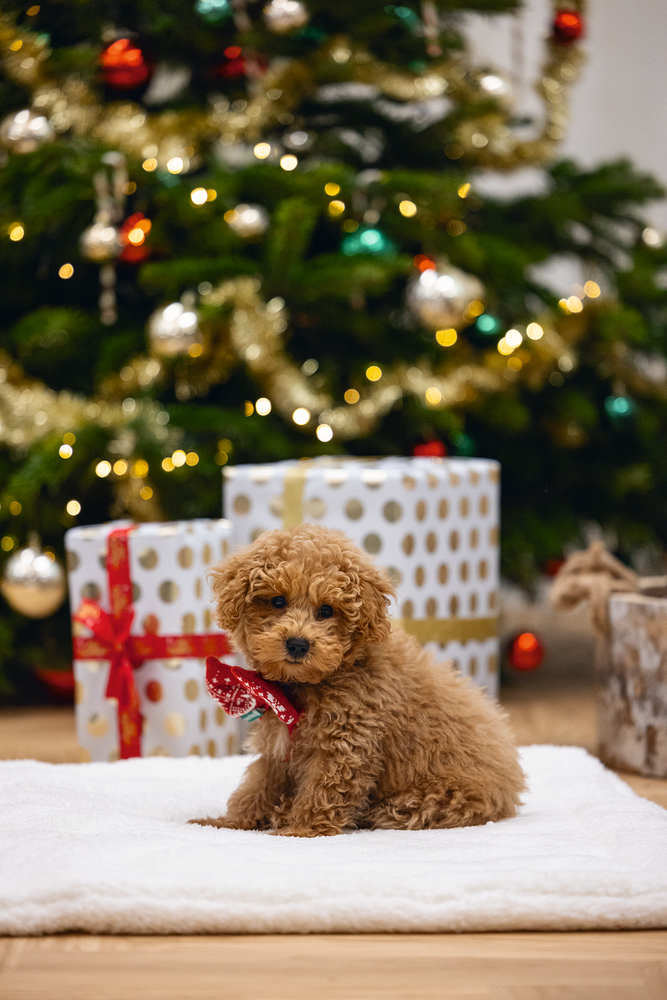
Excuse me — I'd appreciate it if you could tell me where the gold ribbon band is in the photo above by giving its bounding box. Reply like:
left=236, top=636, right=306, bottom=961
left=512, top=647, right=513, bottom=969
left=282, top=463, right=309, bottom=528
left=393, top=616, right=498, bottom=644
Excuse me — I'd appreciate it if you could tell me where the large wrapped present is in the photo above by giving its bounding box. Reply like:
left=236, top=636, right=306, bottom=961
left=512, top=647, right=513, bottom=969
left=223, top=457, right=500, bottom=695
left=66, top=519, right=245, bottom=762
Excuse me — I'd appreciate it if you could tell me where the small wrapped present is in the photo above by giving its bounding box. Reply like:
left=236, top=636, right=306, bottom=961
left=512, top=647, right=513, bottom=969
left=552, top=542, right=667, bottom=777
left=66, top=519, right=245, bottom=762
left=223, top=457, right=500, bottom=695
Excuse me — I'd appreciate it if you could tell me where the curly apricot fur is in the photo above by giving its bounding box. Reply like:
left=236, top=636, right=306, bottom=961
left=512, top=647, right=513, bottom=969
left=194, top=524, right=525, bottom=837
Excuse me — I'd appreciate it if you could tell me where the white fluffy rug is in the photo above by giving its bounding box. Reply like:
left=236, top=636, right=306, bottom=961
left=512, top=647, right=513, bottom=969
left=2, top=745, right=666, bottom=935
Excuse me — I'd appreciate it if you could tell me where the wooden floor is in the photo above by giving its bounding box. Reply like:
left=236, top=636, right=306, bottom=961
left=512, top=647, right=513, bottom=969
left=1, top=676, right=666, bottom=999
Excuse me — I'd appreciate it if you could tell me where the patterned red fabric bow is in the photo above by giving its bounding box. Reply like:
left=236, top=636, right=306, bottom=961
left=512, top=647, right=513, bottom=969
left=205, top=656, right=301, bottom=735
left=72, top=526, right=231, bottom=759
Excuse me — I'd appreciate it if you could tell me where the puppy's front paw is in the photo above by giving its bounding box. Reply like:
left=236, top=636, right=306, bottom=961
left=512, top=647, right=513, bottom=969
left=188, top=816, right=234, bottom=828
left=271, top=824, right=340, bottom=838
left=188, top=815, right=269, bottom=830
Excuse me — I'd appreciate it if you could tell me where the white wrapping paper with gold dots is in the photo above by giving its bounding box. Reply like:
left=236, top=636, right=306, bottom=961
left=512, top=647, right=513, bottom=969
left=65, top=519, right=245, bottom=762
left=224, top=457, right=500, bottom=696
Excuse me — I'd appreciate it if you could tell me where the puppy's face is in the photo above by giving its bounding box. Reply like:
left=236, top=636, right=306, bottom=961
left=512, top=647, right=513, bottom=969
left=209, top=525, right=394, bottom=684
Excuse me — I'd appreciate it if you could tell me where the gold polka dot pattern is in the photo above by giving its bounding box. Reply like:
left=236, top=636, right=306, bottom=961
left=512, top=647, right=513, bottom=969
left=164, top=712, right=186, bottom=737
left=383, top=501, right=402, bottom=522
left=363, top=533, right=382, bottom=554
left=223, top=458, right=501, bottom=695
left=234, top=494, right=251, bottom=514
left=68, top=517, right=245, bottom=761
left=177, top=546, right=193, bottom=569
left=139, top=548, right=158, bottom=569
left=159, top=580, right=179, bottom=602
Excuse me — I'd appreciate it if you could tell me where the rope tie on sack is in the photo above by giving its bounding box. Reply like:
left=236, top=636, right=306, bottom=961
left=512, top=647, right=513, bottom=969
left=550, top=541, right=640, bottom=635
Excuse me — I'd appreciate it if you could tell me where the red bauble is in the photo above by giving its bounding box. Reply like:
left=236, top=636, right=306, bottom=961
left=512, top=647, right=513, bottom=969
left=552, top=10, right=584, bottom=43
left=508, top=632, right=544, bottom=671
left=216, top=45, right=246, bottom=79
left=118, top=212, right=151, bottom=263
left=34, top=667, right=75, bottom=698
left=101, top=38, right=151, bottom=90
left=413, top=441, right=447, bottom=457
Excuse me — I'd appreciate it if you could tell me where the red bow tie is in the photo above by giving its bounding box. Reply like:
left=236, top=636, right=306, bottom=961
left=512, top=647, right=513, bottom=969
left=205, top=656, right=301, bottom=735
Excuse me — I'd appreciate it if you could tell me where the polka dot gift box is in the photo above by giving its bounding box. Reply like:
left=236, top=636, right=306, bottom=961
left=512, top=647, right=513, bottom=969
left=65, top=519, right=245, bottom=762
left=224, top=457, right=500, bottom=696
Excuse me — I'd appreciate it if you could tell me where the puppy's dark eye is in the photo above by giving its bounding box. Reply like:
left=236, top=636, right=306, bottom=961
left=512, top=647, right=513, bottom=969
left=317, top=604, right=334, bottom=619
left=271, top=596, right=286, bottom=608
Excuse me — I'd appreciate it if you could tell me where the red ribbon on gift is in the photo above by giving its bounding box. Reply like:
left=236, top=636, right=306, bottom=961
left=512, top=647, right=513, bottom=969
left=72, top=526, right=231, bottom=759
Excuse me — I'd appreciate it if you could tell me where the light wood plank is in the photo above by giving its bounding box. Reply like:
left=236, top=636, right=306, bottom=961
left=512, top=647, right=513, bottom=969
left=1, top=933, right=667, bottom=1000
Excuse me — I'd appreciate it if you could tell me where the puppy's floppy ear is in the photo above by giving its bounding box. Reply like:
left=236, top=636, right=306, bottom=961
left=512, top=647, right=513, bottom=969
left=208, top=548, right=251, bottom=632
left=355, top=559, right=396, bottom=645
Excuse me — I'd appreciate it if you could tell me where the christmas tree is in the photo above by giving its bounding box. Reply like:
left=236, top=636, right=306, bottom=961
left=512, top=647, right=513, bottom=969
left=1, top=0, right=666, bottom=697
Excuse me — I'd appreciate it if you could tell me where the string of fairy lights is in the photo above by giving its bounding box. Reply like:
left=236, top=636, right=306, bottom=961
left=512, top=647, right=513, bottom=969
left=0, top=0, right=618, bottom=531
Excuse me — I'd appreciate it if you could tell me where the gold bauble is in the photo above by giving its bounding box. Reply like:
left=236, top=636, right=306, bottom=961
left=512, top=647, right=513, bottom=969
left=147, top=301, right=202, bottom=357
left=1, top=545, right=66, bottom=619
left=406, top=262, right=485, bottom=331
left=0, top=109, right=55, bottom=153
left=80, top=222, right=120, bottom=262
left=263, top=0, right=310, bottom=34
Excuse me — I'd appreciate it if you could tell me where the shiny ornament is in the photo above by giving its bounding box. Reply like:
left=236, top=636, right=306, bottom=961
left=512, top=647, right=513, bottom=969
left=413, top=441, right=447, bottom=457
left=195, top=0, right=232, bottom=23
left=147, top=301, right=202, bottom=356
left=118, top=212, right=151, bottom=263
left=216, top=45, right=246, bottom=79
left=551, top=10, right=584, bottom=43
left=508, top=632, right=544, bottom=671
left=477, top=70, right=513, bottom=106
left=0, top=109, right=54, bottom=153
left=263, top=0, right=310, bottom=34
left=80, top=221, right=120, bottom=262
left=100, top=38, right=152, bottom=90
left=1, top=544, right=66, bottom=619
left=406, top=261, right=485, bottom=331
left=341, top=227, right=396, bottom=257
left=225, top=204, right=269, bottom=238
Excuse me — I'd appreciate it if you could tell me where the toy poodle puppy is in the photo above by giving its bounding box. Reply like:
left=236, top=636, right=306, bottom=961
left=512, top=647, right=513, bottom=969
left=194, top=524, right=524, bottom=837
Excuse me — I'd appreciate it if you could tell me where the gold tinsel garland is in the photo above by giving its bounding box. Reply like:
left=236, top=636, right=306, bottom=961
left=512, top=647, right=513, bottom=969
left=1, top=2, right=585, bottom=172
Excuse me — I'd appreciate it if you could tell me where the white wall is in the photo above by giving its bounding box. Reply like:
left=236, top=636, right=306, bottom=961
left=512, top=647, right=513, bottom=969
left=463, top=0, right=667, bottom=228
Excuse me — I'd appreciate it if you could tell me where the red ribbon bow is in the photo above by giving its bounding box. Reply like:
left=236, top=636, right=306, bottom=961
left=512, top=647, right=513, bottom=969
left=73, top=526, right=231, bottom=759
left=205, top=656, right=301, bottom=735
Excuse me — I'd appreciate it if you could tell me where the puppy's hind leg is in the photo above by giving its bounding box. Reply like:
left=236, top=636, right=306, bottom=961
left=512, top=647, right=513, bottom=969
left=364, top=780, right=518, bottom=831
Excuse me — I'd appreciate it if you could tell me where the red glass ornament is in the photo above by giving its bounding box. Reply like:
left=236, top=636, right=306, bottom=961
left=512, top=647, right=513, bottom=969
left=413, top=254, right=436, bottom=272
left=101, top=38, right=151, bottom=90
left=552, top=10, right=584, bottom=43
left=118, top=213, right=151, bottom=263
left=413, top=441, right=447, bottom=457
left=508, top=632, right=545, bottom=671
left=217, top=45, right=246, bottom=79
left=544, top=557, right=565, bottom=577
left=34, top=667, right=75, bottom=698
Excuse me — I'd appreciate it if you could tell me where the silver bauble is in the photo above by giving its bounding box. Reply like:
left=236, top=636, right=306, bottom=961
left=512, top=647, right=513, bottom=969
left=406, top=262, right=485, bottom=331
left=225, top=203, right=269, bottom=239
left=0, top=109, right=55, bottom=153
left=80, top=221, right=120, bottom=262
left=147, top=301, right=202, bottom=356
left=476, top=70, right=514, bottom=106
left=1, top=545, right=66, bottom=619
left=263, top=0, right=310, bottom=33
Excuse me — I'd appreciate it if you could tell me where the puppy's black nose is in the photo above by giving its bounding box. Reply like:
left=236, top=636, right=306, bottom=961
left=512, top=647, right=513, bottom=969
left=285, top=637, right=310, bottom=658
